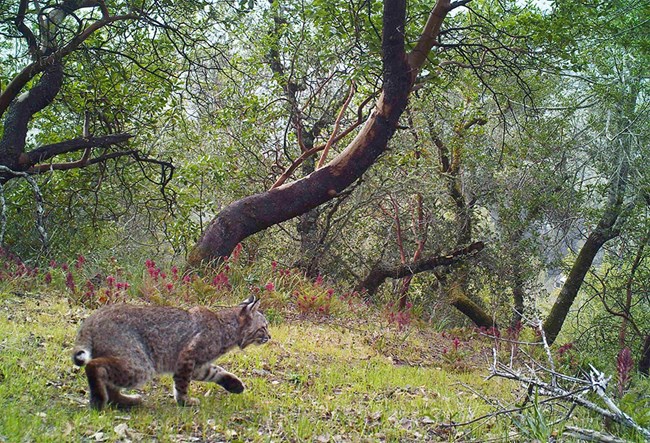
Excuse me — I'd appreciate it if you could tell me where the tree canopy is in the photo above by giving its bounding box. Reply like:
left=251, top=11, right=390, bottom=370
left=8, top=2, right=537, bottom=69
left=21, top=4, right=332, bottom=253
left=0, top=0, right=648, bottom=365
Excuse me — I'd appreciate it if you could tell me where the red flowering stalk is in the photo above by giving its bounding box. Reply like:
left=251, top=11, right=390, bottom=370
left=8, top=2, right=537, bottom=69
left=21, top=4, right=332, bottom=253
left=211, top=272, right=230, bottom=290
left=617, top=347, right=634, bottom=398
left=231, top=243, right=242, bottom=262
left=65, top=271, right=75, bottom=293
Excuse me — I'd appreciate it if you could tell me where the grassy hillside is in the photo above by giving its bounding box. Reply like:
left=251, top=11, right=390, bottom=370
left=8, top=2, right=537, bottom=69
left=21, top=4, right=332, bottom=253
left=0, top=255, right=646, bottom=442
left=1, top=291, right=513, bottom=442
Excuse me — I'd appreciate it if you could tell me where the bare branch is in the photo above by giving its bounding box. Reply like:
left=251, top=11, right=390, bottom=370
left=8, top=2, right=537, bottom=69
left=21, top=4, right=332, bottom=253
left=316, top=81, right=356, bottom=169
left=269, top=93, right=376, bottom=190
left=356, top=241, right=485, bottom=295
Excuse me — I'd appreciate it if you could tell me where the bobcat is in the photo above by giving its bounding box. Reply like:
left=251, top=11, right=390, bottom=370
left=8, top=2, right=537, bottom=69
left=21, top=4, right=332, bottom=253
left=72, top=295, right=270, bottom=410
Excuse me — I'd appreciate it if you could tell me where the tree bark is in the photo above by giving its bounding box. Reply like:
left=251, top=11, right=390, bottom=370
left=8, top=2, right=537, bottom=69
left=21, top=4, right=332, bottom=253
left=188, top=0, right=457, bottom=266
left=0, top=62, right=64, bottom=179
left=449, top=284, right=495, bottom=328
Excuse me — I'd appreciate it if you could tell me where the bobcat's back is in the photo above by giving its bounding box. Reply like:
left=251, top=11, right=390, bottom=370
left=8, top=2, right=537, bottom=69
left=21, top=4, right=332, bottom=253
left=72, top=304, right=197, bottom=373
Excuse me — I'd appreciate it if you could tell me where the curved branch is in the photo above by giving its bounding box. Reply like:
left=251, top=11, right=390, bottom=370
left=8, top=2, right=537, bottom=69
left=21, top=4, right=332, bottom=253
left=15, top=0, right=40, bottom=58
left=20, top=133, right=134, bottom=169
left=356, top=241, right=485, bottom=296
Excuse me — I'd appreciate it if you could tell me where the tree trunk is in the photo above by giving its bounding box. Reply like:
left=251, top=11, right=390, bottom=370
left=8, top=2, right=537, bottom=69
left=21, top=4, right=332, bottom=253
left=294, top=157, right=323, bottom=276
left=543, top=232, right=613, bottom=344
left=439, top=268, right=495, bottom=328
left=188, top=0, right=455, bottom=266
left=0, top=62, right=64, bottom=180
left=542, top=167, right=627, bottom=345
left=449, top=288, right=496, bottom=328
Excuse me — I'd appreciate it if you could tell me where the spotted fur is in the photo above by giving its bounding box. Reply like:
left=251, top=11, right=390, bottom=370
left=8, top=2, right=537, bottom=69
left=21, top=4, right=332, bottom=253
left=72, top=296, right=269, bottom=410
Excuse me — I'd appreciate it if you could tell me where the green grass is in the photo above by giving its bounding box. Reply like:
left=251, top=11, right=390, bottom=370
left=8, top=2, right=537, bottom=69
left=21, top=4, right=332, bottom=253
left=4, top=281, right=646, bottom=442
left=0, top=290, right=520, bottom=442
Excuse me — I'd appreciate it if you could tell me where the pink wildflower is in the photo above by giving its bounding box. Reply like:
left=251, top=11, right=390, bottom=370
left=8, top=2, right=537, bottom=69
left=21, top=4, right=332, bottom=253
left=558, top=342, right=573, bottom=357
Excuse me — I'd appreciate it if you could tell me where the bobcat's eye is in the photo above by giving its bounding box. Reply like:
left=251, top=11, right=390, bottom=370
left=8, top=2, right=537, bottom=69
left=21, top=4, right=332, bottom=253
left=256, top=326, right=270, bottom=343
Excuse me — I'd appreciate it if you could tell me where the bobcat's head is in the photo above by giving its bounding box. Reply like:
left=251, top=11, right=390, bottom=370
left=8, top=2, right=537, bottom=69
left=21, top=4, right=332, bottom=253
left=238, top=295, right=270, bottom=349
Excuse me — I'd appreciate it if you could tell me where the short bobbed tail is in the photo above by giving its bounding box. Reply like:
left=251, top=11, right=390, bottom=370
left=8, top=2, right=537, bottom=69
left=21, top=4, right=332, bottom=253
left=72, top=348, right=91, bottom=366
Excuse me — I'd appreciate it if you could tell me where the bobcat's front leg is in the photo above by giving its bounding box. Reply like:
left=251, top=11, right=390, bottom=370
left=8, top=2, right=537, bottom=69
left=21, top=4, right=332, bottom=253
left=192, top=364, right=245, bottom=394
left=173, top=357, right=198, bottom=406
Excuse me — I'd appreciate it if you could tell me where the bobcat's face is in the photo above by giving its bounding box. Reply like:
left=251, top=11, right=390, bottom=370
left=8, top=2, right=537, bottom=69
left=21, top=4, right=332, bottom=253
left=239, top=297, right=271, bottom=349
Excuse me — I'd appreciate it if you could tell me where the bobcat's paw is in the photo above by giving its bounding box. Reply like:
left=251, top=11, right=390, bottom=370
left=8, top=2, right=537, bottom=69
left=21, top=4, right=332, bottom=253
left=89, top=396, right=108, bottom=411
left=110, top=393, right=143, bottom=410
left=177, top=396, right=200, bottom=407
left=217, top=373, right=245, bottom=394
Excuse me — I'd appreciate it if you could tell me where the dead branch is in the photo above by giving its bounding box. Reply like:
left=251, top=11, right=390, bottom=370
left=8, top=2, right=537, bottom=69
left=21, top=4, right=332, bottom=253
left=488, top=351, right=650, bottom=440
left=269, top=93, right=376, bottom=190
left=316, top=81, right=356, bottom=169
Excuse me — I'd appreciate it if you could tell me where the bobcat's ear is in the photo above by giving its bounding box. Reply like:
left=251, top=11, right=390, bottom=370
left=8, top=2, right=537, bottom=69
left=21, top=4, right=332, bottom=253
left=239, top=295, right=256, bottom=306
left=239, top=295, right=260, bottom=316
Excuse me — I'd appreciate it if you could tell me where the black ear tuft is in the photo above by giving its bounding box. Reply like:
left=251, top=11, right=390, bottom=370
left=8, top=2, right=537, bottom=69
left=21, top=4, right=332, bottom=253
left=239, top=295, right=256, bottom=306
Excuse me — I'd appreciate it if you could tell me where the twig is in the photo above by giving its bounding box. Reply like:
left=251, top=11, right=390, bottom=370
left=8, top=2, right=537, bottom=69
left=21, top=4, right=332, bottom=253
left=563, top=426, right=628, bottom=443
left=488, top=361, right=650, bottom=439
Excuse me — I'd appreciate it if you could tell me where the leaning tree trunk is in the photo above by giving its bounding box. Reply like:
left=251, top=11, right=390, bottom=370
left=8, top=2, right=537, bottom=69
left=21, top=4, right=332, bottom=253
left=188, top=0, right=457, bottom=266
left=447, top=275, right=495, bottom=328
left=542, top=161, right=628, bottom=345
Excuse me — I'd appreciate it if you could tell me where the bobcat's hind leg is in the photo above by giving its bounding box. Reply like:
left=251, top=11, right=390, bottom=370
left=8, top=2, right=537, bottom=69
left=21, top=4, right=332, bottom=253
left=85, top=359, right=109, bottom=410
left=107, top=387, right=142, bottom=410
left=85, top=357, right=150, bottom=410
left=192, top=364, right=245, bottom=394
